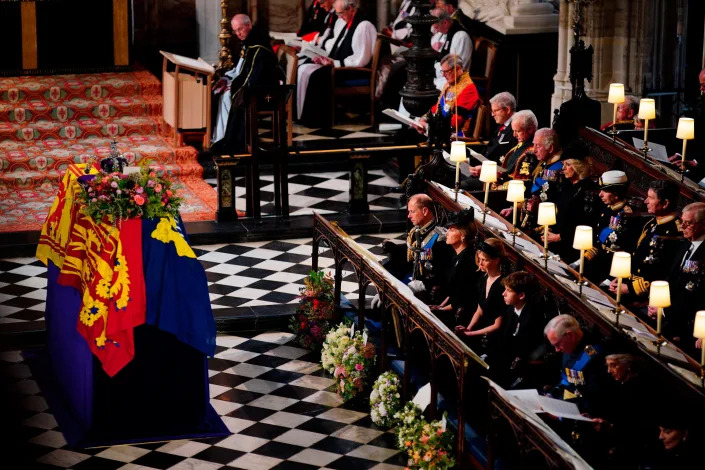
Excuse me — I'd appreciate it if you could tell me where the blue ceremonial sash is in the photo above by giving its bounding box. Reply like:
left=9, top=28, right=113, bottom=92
left=531, top=161, right=563, bottom=194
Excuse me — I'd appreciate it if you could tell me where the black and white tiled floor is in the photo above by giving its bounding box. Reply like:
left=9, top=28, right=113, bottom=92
left=0, top=233, right=404, bottom=327
left=263, top=124, right=390, bottom=144
left=2, top=330, right=408, bottom=469
left=204, top=169, right=403, bottom=217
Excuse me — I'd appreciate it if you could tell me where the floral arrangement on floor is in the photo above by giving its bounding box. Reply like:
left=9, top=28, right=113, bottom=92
left=321, top=322, right=352, bottom=374
left=289, top=270, right=335, bottom=350
left=394, top=402, right=455, bottom=469
left=333, top=330, right=376, bottom=401
left=77, top=164, right=182, bottom=224
left=370, top=371, right=402, bottom=428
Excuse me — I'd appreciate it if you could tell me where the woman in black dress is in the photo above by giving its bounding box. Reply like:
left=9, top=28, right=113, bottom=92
left=454, top=237, right=506, bottom=355
left=429, top=209, right=478, bottom=326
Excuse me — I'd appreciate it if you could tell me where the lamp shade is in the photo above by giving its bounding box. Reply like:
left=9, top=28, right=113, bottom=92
left=649, top=281, right=671, bottom=308
left=693, top=311, right=705, bottom=338
left=610, top=251, right=631, bottom=278
left=506, top=180, right=525, bottom=202
left=479, top=160, right=498, bottom=183
left=537, top=202, right=556, bottom=226
left=638, top=98, right=656, bottom=120
left=607, top=83, right=625, bottom=104
left=450, top=141, right=467, bottom=162
left=573, top=225, right=593, bottom=250
left=676, top=117, right=695, bottom=140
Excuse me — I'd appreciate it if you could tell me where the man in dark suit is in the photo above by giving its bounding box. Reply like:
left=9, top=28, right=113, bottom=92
left=492, top=271, right=548, bottom=389
left=657, top=202, right=705, bottom=356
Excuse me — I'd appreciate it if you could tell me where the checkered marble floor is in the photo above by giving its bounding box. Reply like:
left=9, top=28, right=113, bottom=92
left=2, top=331, right=408, bottom=469
left=0, top=234, right=404, bottom=327
left=262, top=123, right=391, bottom=144
left=204, top=169, right=403, bottom=217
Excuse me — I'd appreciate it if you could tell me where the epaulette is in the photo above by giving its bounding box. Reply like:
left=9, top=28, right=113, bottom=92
left=623, top=205, right=632, bottom=214
left=584, top=345, right=598, bottom=356
left=676, top=219, right=683, bottom=232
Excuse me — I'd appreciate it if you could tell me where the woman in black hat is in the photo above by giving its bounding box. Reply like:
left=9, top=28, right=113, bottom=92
left=542, top=140, right=599, bottom=262
left=428, top=208, right=478, bottom=327
left=455, top=237, right=507, bottom=356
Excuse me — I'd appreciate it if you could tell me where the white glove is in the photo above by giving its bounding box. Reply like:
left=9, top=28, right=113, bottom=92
left=407, top=280, right=426, bottom=294
left=370, top=294, right=383, bottom=309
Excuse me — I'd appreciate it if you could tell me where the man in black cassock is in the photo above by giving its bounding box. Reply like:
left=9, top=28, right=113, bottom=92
left=210, top=14, right=285, bottom=155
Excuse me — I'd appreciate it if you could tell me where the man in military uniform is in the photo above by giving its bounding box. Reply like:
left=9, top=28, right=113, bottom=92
left=583, top=171, right=640, bottom=284
left=657, top=202, right=705, bottom=355
left=381, top=194, right=454, bottom=299
left=544, top=314, right=609, bottom=415
left=600, top=95, right=638, bottom=132
left=499, top=128, right=562, bottom=231
left=609, top=180, right=681, bottom=309
left=492, top=109, right=538, bottom=189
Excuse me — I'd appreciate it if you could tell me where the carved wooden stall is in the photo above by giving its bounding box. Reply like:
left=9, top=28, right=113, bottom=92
left=311, top=213, right=489, bottom=465
left=580, top=127, right=705, bottom=206
left=424, top=180, right=705, bottom=391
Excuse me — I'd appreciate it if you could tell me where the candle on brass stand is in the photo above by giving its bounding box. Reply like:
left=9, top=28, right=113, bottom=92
left=649, top=281, right=670, bottom=354
left=450, top=141, right=466, bottom=201
left=479, top=161, right=497, bottom=224
left=676, top=117, right=695, bottom=182
left=607, top=83, right=625, bottom=140
left=693, top=311, right=705, bottom=386
left=572, top=225, right=593, bottom=295
left=537, top=202, right=556, bottom=269
left=638, top=98, right=656, bottom=159
left=506, top=180, right=525, bottom=246
left=609, top=252, right=631, bottom=325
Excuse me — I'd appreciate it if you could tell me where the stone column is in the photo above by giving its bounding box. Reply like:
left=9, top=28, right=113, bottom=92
left=196, top=0, right=222, bottom=65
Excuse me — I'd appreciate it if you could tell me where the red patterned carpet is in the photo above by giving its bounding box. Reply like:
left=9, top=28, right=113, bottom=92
left=0, top=70, right=217, bottom=232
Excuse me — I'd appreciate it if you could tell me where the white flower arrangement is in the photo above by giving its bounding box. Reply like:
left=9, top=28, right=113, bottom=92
left=320, top=322, right=351, bottom=374
left=370, top=371, right=402, bottom=428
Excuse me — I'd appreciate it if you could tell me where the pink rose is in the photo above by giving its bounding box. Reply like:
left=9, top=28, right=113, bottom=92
left=355, top=363, right=364, bottom=371
left=134, top=194, right=145, bottom=206
left=154, top=183, right=162, bottom=193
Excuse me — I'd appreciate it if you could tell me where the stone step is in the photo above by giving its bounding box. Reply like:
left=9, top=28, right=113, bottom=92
left=0, top=117, right=161, bottom=143
left=0, top=70, right=161, bottom=104
left=0, top=95, right=163, bottom=123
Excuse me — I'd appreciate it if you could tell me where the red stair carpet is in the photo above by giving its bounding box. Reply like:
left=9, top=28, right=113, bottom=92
left=0, top=69, right=217, bottom=232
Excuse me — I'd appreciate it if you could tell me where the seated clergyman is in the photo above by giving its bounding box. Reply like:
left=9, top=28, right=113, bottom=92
left=296, top=0, right=376, bottom=129
left=210, top=14, right=284, bottom=155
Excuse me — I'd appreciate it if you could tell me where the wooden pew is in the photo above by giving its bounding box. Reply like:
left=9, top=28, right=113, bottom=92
left=486, top=380, right=591, bottom=470
left=311, top=213, right=488, bottom=465
left=421, top=179, right=705, bottom=403
left=311, top=213, right=602, bottom=469
left=580, top=126, right=705, bottom=206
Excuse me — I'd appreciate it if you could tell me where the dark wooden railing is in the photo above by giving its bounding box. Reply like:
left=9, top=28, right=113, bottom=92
left=312, top=213, right=595, bottom=469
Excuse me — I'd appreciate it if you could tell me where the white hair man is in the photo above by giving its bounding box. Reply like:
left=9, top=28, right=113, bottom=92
left=544, top=314, right=608, bottom=411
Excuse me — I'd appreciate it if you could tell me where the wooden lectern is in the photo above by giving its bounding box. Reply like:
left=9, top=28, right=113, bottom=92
left=160, top=51, right=215, bottom=149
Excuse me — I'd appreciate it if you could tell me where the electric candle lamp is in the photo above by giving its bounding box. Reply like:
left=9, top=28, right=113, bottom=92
left=649, top=280, right=670, bottom=336
left=676, top=117, right=695, bottom=181
left=638, top=98, right=656, bottom=158
left=450, top=141, right=466, bottom=201
left=573, top=225, right=593, bottom=290
left=610, top=252, right=631, bottom=322
left=479, top=161, right=497, bottom=224
left=693, top=311, right=705, bottom=369
left=607, top=83, right=625, bottom=139
left=537, top=202, right=556, bottom=261
left=506, top=179, right=525, bottom=234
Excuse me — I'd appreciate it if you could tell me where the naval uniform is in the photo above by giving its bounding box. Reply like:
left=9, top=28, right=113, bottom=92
left=626, top=214, right=682, bottom=302
left=492, top=140, right=537, bottom=190
left=518, top=152, right=564, bottom=233
left=583, top=200, right=640, bottom=283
